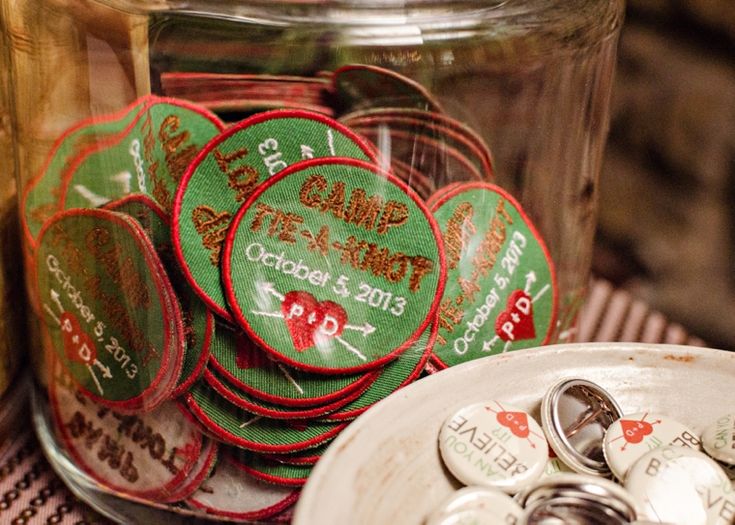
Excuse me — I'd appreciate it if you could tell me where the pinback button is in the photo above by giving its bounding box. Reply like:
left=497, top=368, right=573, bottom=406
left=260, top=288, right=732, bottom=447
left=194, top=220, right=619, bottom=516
left=426, top=486, right=523, bottom=525
left=517, top=473, right=638, bottom=525
left=701, top=413, right=735, bottom=466
left=603, top=412, right=702, bottom=481
left=540, top=378, right=622, bottom=477
left=624, top=445, right=734, bottom=525
left=438, top=401, right=547, bottom=494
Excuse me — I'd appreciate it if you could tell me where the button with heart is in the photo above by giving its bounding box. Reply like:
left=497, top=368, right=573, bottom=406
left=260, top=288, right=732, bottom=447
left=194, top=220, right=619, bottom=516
left=603, top=412, right=702, bottom=481
left=222, top=157, right=445, bottom=374
left=428, top=182, right=557, bottom=370
left=438, top=400, right=548, bottom=493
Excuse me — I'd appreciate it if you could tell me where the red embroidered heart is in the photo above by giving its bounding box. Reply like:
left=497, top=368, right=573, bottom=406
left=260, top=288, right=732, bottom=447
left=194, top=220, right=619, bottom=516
left=495, top=289, right=536, bottom=342
left=60, top=312, right=97, bottom=365
left=497, top=411, right=530, bottom=438
left=235, top=333, right=269, bottom=370
left=620, top=419, right=654, bottom=444
left=281, top=291, right=347, bottom=351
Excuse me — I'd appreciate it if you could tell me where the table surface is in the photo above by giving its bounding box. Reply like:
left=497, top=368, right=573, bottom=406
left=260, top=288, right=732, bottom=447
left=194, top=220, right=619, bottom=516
left=0, top=279, right=708, bottom=524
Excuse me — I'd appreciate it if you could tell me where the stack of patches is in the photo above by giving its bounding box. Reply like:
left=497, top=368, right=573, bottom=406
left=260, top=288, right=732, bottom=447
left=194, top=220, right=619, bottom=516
left=25, top=65, right=558, bottom=521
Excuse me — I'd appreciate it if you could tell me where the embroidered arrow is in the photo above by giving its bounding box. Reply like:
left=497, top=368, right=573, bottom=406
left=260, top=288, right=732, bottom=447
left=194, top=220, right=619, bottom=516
left=86, top=365, right=104, bottom=395
left=524, top=271, right=537, bottom=293
left=335, top=336, right=367, bottom=361
left=344, top=322, right=376, bottom=337
left=259, top=281, right=285, bottom=302
left=50, top=289, right=64, bottom=314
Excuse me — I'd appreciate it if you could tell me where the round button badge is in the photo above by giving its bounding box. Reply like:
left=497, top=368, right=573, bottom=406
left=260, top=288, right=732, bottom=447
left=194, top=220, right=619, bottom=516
left=438, top=401, right=548, bottom=493
left=624, top=445, right=734, bottom=525
left=222, top=157, right=446, bottom=374
left=541, top=378, right=623, bottom=477
left=603, top=412, right=701, bottom=481
left=701, top=413, right=735, bottom=466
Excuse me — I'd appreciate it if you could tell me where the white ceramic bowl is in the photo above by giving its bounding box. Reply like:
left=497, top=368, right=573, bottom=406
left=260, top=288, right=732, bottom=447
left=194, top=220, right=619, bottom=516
left=293, top=343, right=735, bottom=525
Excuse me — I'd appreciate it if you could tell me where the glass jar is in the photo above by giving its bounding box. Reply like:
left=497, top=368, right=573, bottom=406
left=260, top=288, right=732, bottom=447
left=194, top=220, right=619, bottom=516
left=2, top=0, right=624, bottom=521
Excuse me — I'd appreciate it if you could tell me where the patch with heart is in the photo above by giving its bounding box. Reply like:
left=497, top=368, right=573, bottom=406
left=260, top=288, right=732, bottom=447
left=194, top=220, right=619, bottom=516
left=35, top=208, right=183, bottom=411
left=281, top=291, right=348, bottom=351
left=428, top=182, right=558, bottom=369
left=222, top=157, right=445, bottom=374
left=495, top=289, right=535, bottom=342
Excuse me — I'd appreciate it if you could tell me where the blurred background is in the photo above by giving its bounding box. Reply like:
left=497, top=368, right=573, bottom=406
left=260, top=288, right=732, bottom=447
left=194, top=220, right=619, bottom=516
left=595, top=0, right=735, bottom=350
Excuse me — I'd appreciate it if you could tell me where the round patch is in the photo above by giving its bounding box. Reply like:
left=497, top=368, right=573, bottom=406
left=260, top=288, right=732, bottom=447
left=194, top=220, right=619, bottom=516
left=36, top=208, right=183, bottom=410
left=207, top=323, right=375, bottom=407
left=263, top=443, right=328, bottom=466
left=59, top=97, right=225, bottom=216
left=172, top=109, right=378, bottom=321
left=701, top=414, right=735, bottom=466
left=333, top=64, right=444, bottom=114
left=603, top=412, right=702, bottom=481
left=104, top=194, right=215, bottom=398
left=203, top=367, right=375, bottom=420
left=438, top=400, right=548, bottom=494
left=184, top=384, right=348, bottom=453
left=49, top=366, right=204, bottom=502
left=166, top=438, right=219, bottom=502
left=22, top=96, right=152, bottom=246
left=429, top=182, right=557, bottom=368
left=341, top=107, right=494, bottom=182
left=222, top=157, right=446, bottom=374
left=187, top=457, right=299, bottom=521
left=228, top=448, right=312, bottom=487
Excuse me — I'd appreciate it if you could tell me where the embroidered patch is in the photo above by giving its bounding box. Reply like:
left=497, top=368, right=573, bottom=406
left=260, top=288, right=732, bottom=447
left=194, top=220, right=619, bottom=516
left=22, top=96, right=152, bottom=246
left=222, top=157, right=446, bottom=374
left=183, top=384, right=348, bottom=453
left=58, top=98, right=224, bottom=217
left=49, top=365, right=204, bottom=502
left=103, top=194, right=214, bottom=397
left=333, top=64, right=444, bottom=114
left=207, top=323, right=375, bottom=407
left=35, top=208, right=183, bottom=410
left=429, top=182, right=557, bottom=368
left=187, top=456, right=299, bottom=520
left=172, top=109, right=378, bottom=321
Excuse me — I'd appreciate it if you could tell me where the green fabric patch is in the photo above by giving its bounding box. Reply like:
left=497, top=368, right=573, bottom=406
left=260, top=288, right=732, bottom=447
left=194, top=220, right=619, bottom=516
left=430, top=183, right=558, bottom=367
left=223, top=158, right=445, bottom=373
left=172, top=110, right=376, bottom=320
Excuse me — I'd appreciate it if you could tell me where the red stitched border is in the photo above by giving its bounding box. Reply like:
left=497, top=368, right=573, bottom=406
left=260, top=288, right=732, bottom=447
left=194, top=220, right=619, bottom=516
left=203, top=368, right=377, bottom=419
left=221, top=156, right=447, bottom=375
left=428, top=181, right=559, bottom=369
left=182, top=391, right=348, bottom=454
left=36, top=208, right=180, bottom=411
left=48, top=362, right=203, bottom=502
left=171, top=108, right=379, bottom=323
